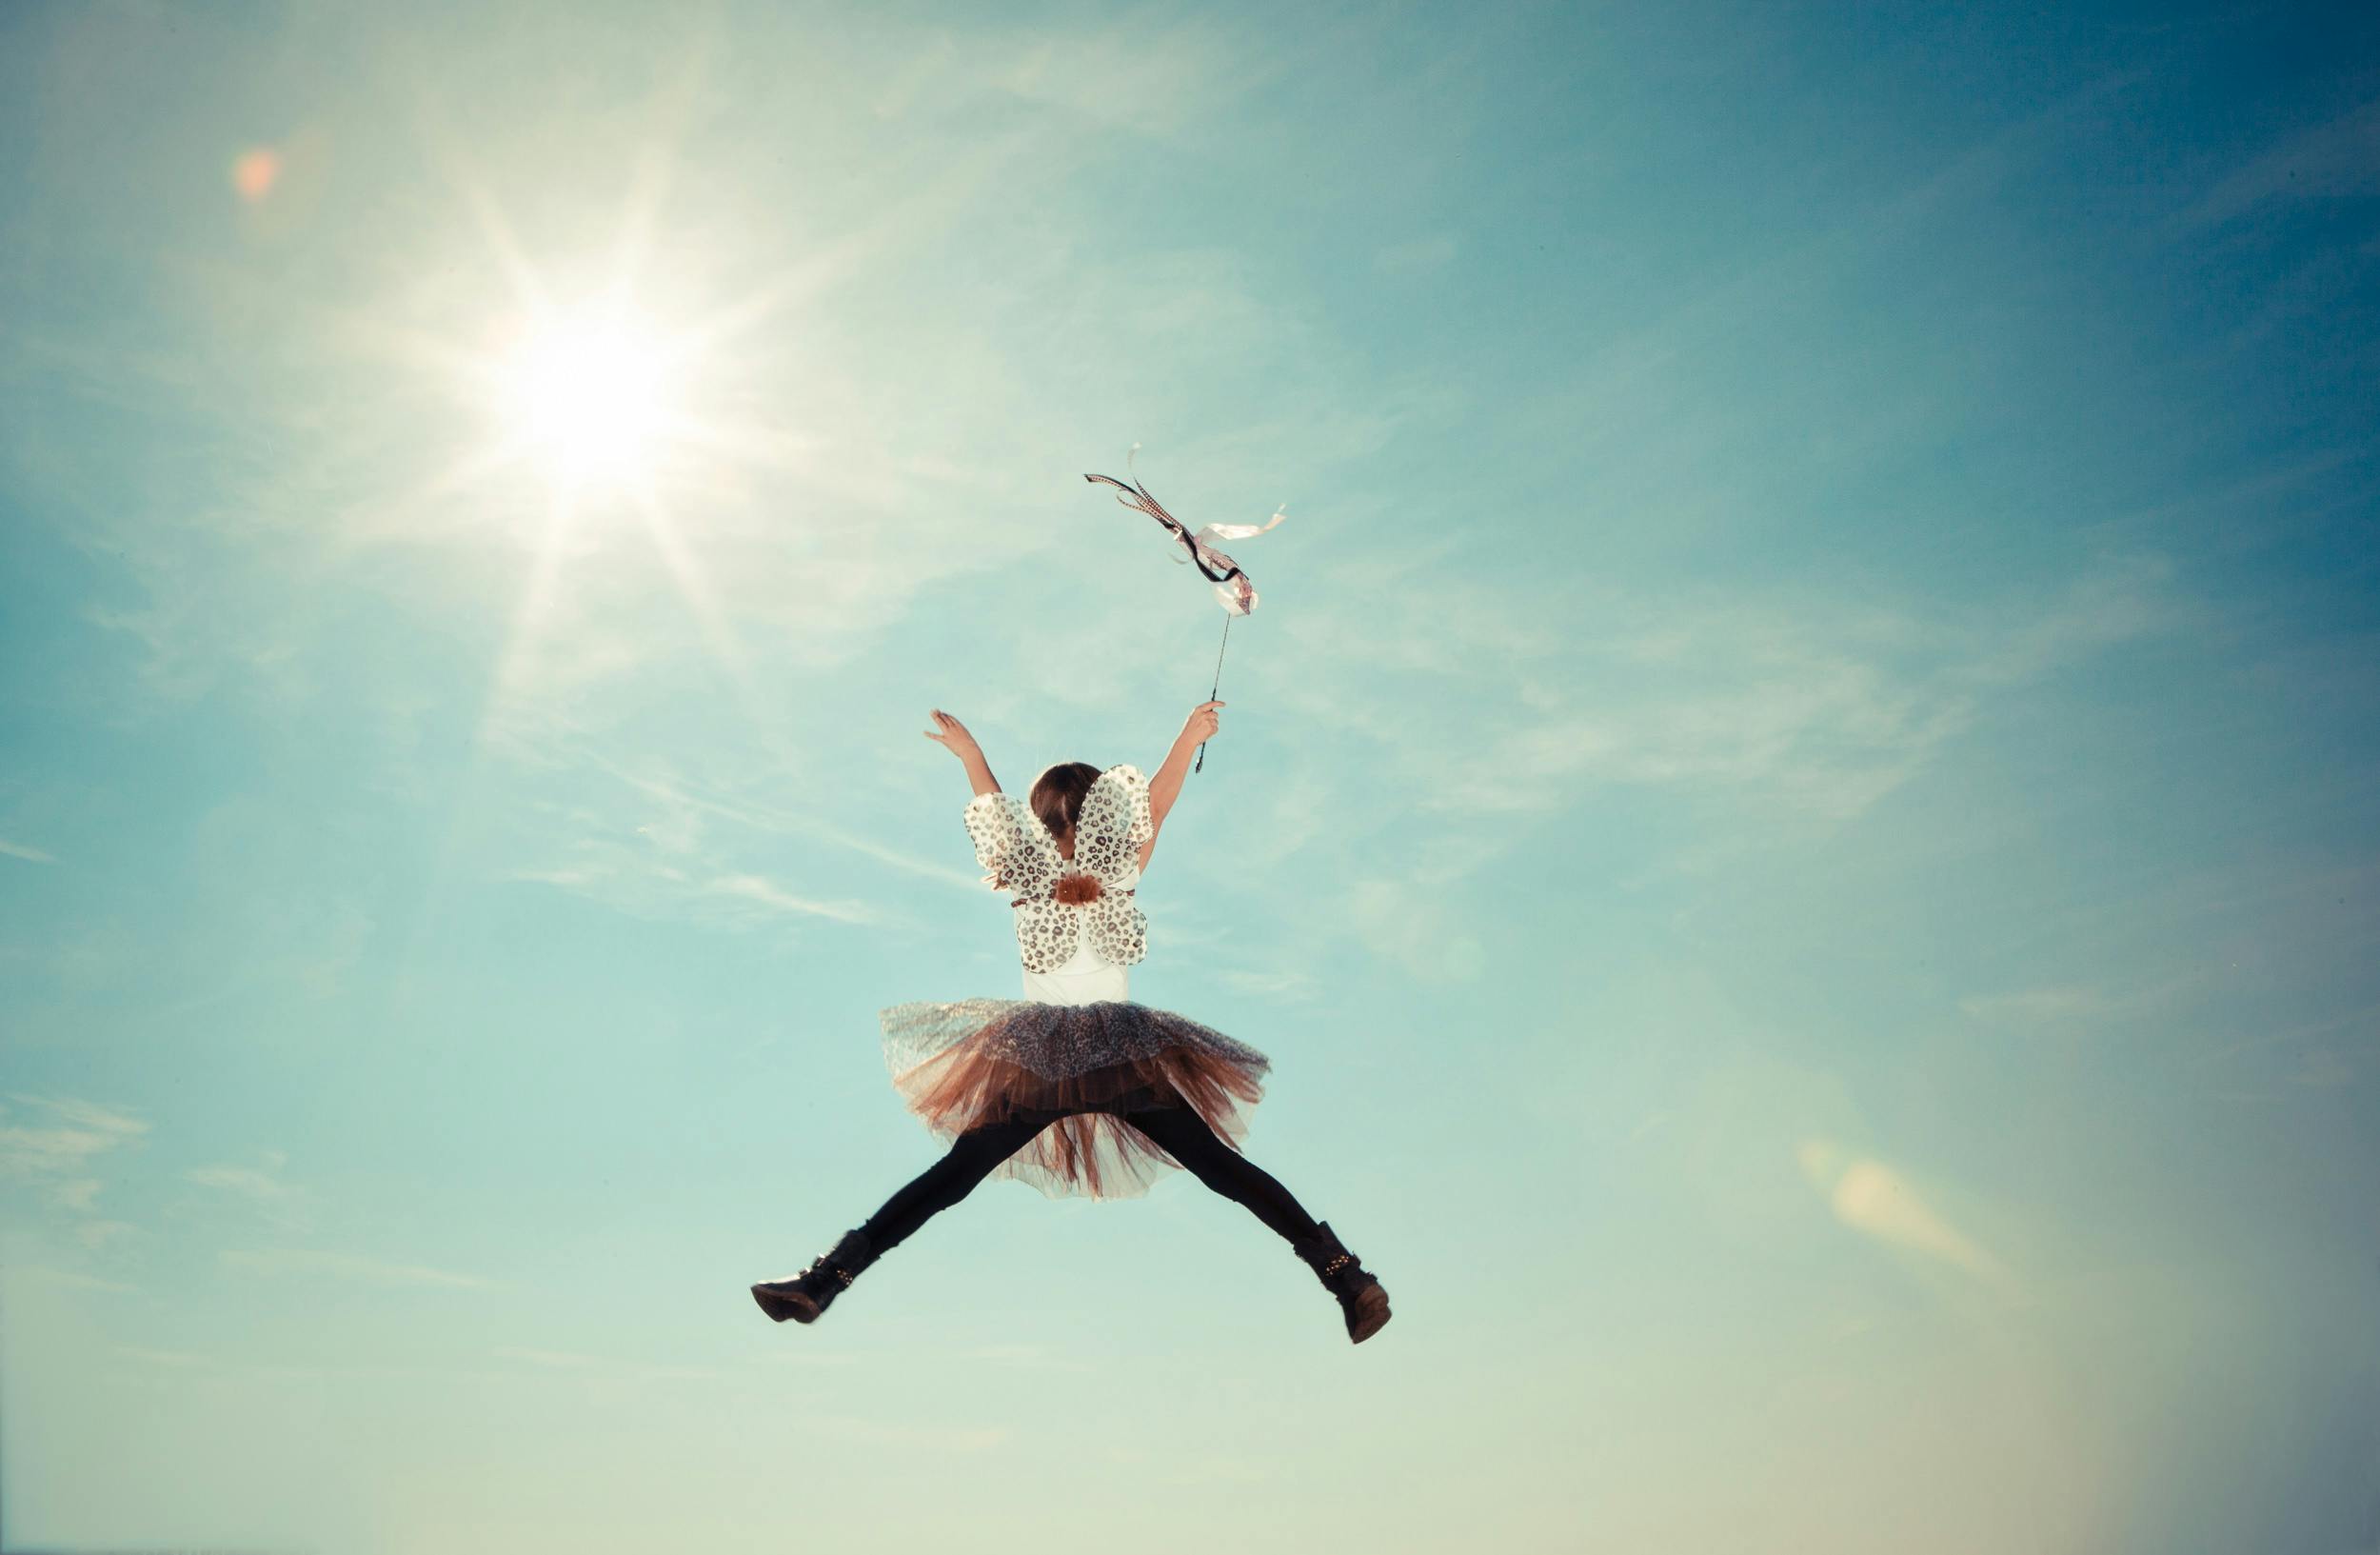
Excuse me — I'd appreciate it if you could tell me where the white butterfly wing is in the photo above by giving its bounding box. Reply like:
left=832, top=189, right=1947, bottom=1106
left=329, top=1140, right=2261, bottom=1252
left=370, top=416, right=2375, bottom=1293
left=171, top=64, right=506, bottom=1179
left=1083, top=887, right=1148, bottom=967
left=1074, top=766, right=1154, bottom=884
left=963, top=792, right=1061, bottom=899
left=1013, top=897, right=1085, bottom=974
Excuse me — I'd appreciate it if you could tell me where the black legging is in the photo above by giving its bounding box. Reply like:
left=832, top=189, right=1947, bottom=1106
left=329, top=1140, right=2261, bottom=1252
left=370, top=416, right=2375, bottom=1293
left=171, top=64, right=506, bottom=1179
left=860, top=1101, right=1323, bottom=1253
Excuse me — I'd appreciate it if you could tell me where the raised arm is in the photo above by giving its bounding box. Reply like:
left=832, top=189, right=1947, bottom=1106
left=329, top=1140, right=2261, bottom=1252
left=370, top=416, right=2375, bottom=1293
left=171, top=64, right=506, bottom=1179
left=924, top=708, right=1002, bottom=797
left=1140, top=700, right=1222, bottom=873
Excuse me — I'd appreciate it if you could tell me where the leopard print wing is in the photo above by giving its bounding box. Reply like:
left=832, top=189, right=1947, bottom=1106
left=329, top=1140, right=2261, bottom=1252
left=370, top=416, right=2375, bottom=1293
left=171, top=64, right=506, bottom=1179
left=963, top=792, right=1061, bottom=900
left=1082, top=886, right=1148, bottom=967
left=1073, top=765, right=1154, bottom=886
left=1013, top=896, right=1085, bottom=974
left=1078, top=766, right=1152, bottom=966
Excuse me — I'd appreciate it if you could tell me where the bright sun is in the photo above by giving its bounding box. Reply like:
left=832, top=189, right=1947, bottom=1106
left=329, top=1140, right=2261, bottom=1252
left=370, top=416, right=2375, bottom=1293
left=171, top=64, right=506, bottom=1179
left=497, top=306, right=684, bottom=485
left=369, top=163, right=815, bottom=728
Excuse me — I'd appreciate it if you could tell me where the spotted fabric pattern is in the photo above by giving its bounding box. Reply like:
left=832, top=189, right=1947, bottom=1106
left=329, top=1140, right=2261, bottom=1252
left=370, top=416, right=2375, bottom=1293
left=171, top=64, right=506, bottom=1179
left=963, top=793, right=1060, bottom=900
left=962, top=765, right=1154, bottom=974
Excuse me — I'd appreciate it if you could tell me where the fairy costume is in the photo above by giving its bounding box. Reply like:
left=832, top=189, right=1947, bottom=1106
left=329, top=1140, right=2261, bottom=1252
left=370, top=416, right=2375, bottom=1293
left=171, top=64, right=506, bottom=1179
left=877, top=763, right=1274, bottom=1199
left=752, top=760, right=1392, bottom=1344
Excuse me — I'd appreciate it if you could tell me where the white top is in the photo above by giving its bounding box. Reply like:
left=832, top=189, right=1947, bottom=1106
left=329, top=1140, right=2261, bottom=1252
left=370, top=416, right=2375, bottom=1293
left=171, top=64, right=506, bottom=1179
left=1020, top=860, right=1140, bottom=1006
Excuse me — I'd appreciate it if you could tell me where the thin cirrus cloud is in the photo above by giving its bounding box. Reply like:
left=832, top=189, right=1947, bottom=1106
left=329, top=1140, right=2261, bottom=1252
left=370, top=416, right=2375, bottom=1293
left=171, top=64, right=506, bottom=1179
left=505, top=854, right=892, bottom=931
left=704, top=872, right=883, bottom=926
left=183, top=1148, right=304, bottom=1207
left=2178, top=97, right=2380, bottom=231
left=1958, top=978, right=2197, bottom=1027
left=17, top=1266, right=136, bottom=1293
left=217, top=1247, right=498, bottom=1289
left=493, top=1346, right=721, bottom=1381
left=794, top=1412, right=1010, bottom=1455
left=0, top=1094, right=149, bottom=1180
left=1246, top=546, right=2187, bottom=994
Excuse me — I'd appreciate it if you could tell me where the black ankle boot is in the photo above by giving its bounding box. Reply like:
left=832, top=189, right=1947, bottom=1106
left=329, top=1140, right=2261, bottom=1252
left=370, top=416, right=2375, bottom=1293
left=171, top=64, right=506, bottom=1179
left=1292, top=1221, right=1392, bottom=1344
left=752, top=1228, right=877, bottom=1325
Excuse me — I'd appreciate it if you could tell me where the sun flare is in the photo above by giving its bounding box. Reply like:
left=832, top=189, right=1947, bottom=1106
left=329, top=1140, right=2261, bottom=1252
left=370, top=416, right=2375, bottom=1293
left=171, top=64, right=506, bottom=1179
left=367, top=159, right=821, bottom=743
left=497, top=306, right=684, bottom=485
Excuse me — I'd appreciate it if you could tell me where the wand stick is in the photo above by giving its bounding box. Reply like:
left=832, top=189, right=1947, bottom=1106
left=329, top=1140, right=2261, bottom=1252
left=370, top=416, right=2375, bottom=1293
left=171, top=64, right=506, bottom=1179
left=1195, top=612, right=1231, bottom=772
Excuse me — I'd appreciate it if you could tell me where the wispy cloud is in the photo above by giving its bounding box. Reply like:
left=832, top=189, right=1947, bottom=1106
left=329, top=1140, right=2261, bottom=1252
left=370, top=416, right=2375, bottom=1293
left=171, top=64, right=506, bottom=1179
left=116, top=1346, right=220, bottom=1367
left=493, top=1346, right=605, bottom=1367
left=500, top=757, right=963, bottom=940
left=796, top=1412, right=1009, bottom=1454
left=0, top=1093, right=149, bottom=1180
left=219, top=1247, right=497, bottom=1288
left=504, top=846, right=894, bottom=934
left=1296, top=551, right=2176, bottom=976
left=2190, top=1003, right=2379, bottom=1070
left=1260, top=548, right=2187, bottom=922
left=1629, top=1110, right=1677, bottom=1143
left=704, top=873, right=882, bottom=925
left=973, top=18, right=1284, bottom=144
left=1442, top=557, right=2179, bottom=825
left=1157, top=1453, right=1279, bottom=1485
left=184, top=1147, right=315, bottom=1233
left=1375, top=233, right=1459, bottom=275
left=1216, top=968, right=1319, bottom=999
left=0, top=837, right=56, bottom=864
left=594, top=759, right=982, bottom=889
left=184, top=1156, right=300, bottom=1201
left=2286, top=1048, right=2357, bottom=1088
left=1959, top=975, right=2198, bottom=1028
left=1339, top=877, right=1488, bottom=985
left=2180, top=97, right=2380, bottom=230
left=956, top=1342, right=1094, bottom=1373
left=53, top=1177, right=103, bottom=1211
left=493, top=1346, right=722, bottom=1380
left=749, top=1347, right=865, bottom=1367
left=10, top=1265, right=136, bottom=1293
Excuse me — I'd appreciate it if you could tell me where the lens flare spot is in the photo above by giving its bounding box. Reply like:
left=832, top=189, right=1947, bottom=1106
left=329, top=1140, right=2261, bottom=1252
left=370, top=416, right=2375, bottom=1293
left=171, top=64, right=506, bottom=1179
left=1799, top=1136, right=2021, bottom=1295
left=232, top=148, right=282, bottom=202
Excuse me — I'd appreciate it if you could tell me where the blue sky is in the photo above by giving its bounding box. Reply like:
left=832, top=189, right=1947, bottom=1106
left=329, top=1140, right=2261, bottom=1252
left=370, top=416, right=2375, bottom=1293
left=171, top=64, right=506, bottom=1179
left=3, top=1, right=2377, bottom=1550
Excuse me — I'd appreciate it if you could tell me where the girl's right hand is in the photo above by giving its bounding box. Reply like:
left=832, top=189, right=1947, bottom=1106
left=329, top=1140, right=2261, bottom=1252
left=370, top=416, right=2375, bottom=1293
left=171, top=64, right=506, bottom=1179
left=1182, top=700, right=1224, bottom=744
left=923, top=708, right=983, bottom=761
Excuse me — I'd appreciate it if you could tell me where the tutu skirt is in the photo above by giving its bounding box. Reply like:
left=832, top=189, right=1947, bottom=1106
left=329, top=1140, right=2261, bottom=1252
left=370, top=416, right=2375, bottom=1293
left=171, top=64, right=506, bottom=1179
left=879, top=999, right=1273, bottom=1200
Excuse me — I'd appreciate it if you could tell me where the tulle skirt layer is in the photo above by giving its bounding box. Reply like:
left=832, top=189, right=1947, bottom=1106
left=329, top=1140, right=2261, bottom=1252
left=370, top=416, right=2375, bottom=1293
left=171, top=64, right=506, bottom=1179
left=878, top=999, right=1272, bottom=1200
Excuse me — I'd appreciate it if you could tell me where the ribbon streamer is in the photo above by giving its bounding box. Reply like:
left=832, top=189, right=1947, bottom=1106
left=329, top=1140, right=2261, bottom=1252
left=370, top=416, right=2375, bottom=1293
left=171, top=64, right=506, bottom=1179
left=1083, top=449, right=1287, bottom=771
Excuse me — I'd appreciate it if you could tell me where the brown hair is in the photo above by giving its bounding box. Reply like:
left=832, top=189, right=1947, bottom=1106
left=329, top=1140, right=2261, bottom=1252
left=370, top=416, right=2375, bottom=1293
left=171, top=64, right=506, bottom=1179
left=1029, top=762, right=1101, bottom=845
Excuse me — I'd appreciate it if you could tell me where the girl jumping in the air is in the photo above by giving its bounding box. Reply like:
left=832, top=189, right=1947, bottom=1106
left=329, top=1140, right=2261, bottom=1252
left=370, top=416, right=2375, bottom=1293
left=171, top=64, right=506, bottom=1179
left=751, top=700, right=1392, bottom=1344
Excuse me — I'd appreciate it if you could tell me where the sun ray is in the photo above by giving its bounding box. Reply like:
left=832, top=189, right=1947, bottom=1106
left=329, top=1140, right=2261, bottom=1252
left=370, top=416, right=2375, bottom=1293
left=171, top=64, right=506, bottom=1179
left=647, top=411, right=814, bottom=474
left=323, top=431, right=540, bottom=556
left=634, top=483, right=732, bottom=645
left=346, top=67, right=868, bottom=780
left=606, top=146, right=676, bottom=302
left=321, top=309, right=505, bottom=382
left=631, top=482, right=825, bottom=776
left=455, top=169, right=550, bottom=319
left=605, top=31, right=716, bottom=295
left=472, top=479, right=582, bottom=758
left=672, top=242, right=867, bottom=357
